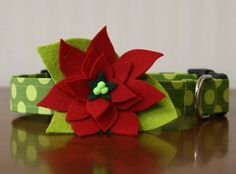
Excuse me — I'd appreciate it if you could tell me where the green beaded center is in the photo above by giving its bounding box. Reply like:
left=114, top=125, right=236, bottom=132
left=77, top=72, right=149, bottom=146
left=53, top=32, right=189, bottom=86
left=93, top=81, right=109, bottom=95
left=88, top=72, right=116, bottom=101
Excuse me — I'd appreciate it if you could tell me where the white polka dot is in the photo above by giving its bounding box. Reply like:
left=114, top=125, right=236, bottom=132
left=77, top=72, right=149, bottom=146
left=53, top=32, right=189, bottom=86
left=163, top=74, right=177, bottom=80
left=11, top=83, right=17, bottom=99
left=38, top=78, right=51, bottom=85
left=214, top=105, right=223, bottom=113
left=184, top=90, right=194, bottom=106
left=17, top=101, right=26, bottom=113
left=215, top=79, right=222, bottom=88
left=38, top=135, right=50, bottom=147
left=38, top=107, right=52, bottom=115
left=223, top=89, right=229, bottom=103
left=204, top=89, right=215, bottom=105
left=172, top=81, right=183, bottom=89
left=26, top=145, right=37, bottom=162
left=17, top=78, right=25, bottom=83
left=17, top=129, right=26, bottom=142
left=26, top=85, right=37, bottom=101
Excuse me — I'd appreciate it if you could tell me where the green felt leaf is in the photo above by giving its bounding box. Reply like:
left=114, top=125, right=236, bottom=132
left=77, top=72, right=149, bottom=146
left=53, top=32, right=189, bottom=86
left=46, top=112, right=74, bottom=134
left=101, top=93, right=111, bottom=101
left=88, top=80, right=97, bottom=89
left=106, top=81, right=116, bottom=91
left=138, top=75, right=178, bottom=131
left=37, top=38, right=90, bottom=82
left=97, top=72, right=106, bottom=82
left=88, top=92, right=98, bottom=101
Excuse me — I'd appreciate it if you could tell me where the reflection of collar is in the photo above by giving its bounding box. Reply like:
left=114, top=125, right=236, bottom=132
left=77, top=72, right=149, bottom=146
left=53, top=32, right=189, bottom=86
left=10, top=68, right=229, bottom=118
left=10, top=115, right=228, bottom=171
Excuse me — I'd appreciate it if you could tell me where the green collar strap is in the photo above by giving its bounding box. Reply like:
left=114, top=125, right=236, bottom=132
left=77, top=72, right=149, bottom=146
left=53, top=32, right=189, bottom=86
left=10, top=70, right=229, bottom=117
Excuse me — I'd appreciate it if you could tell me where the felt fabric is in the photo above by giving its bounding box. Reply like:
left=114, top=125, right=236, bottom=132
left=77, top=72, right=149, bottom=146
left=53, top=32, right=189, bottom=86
left=71, top=117, right=100, bottom=136
left=37, top=81, right=74, bottom=112
left=66, top=78, right=90, bottom=102
left=87, top=73, right=116, bottom=101
left=46, top=112, right=74, bottom=134
left=111, top=111, right=139, bottom=135
left=115, top=97, right=142, bottom=110
left=37, top=38, right=90, bottom=82
left=96, top=104, right=118, bottom=132
left=37, top=27, right=168, bottom=136
left=110, top=80, right=139, bottom=103
left=86, top=98, right=111, bottom=118
left=127, top=78, right=165, bottom=111
left=138, top=75, right=178, bottom=131
left=87, top=26, right=117, bottom=64
left=59, top=39, right=85, bottom=78
left=89, top=54, right=113, bottom=80
left=66, top=100, right=89, bottom=121
left=118, top=49, right=163, bottom=79
left=112, top=61, right=132, bottom=83
left=81, top=48, right=98, bottom=77
left=43, top=75, right=172, bottom=134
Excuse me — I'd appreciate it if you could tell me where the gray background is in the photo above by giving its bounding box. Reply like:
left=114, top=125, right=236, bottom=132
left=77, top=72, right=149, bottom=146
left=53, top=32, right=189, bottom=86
left=0, top=0, right=235, bottom=87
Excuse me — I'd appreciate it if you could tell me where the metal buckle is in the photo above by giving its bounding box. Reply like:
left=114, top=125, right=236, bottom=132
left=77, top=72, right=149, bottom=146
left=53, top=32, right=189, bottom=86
left=188, top=68, right=228, bottom=79
left=189, top=68, right=228, bottom=118
left=194, top=74, right=213, bottom=119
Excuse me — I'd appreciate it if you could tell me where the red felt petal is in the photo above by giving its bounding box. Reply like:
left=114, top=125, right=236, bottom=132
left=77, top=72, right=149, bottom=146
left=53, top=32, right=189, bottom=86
left=127, top=79, right=165, bottom=111
left=81, top=48, right=99, bottom=78
left=71, top=117, right=100, bottom=136
left=88, top=26, right=116, bottom=64
left=115, top=97, right=142, bottom=110
left=89, top=54, right=113, bottom=80
left=37, top=81, right=74, bottom=112
left=66, top=77, right=89, bottom=102
left=87, top=98, right=111, bottom=119
left=59, top=39, right=86, bottom=77
left=111, top=111, right=139, bottom=136
left=118, top=49, right=163, bottom=78
left=96, top=104, right=118, bottom=132
left=112, top=61, right=131, bottom=83
left=66, top=100, right=89, bottom=121
left=110, top=80, right=140, bottom=103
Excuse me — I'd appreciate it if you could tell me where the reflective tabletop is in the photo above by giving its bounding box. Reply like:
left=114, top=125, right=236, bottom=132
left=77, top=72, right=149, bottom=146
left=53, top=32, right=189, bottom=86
left=0, top=88, right=235, bottom=174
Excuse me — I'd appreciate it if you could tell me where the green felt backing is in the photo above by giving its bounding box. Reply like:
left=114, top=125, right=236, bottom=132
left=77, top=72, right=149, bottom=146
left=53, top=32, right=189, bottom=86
left=46, top=112, right=73, bottom=134
left=37, top=38, right=90, bottom=82
left=138, top=75, right=178, bottom=131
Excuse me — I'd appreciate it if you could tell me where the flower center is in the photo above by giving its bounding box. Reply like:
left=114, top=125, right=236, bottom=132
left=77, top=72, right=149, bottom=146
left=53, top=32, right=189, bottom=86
left=93, top=81, right=109, bottom=95
left=88, top=72, right=116, bottom=101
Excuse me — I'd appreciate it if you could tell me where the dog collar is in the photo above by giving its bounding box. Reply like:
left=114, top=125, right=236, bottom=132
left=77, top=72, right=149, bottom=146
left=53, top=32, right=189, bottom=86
left=9, top=27, right=229, bottom=136
left=10, top=69, right=229, bottom=117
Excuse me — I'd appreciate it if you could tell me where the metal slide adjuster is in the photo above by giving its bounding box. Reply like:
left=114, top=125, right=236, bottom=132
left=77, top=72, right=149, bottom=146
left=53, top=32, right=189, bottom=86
left=194, top=74, right=213, bottom=119
left=189, top=68, right=228, bottom=118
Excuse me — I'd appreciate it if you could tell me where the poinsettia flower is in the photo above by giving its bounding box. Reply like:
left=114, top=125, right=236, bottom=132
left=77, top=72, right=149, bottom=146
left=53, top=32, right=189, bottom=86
left=38, top=27, right=165, bottom=136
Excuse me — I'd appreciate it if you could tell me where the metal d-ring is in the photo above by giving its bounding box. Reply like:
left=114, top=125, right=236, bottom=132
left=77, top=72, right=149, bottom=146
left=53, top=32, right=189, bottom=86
left=194, top=74, right=213, bottom=119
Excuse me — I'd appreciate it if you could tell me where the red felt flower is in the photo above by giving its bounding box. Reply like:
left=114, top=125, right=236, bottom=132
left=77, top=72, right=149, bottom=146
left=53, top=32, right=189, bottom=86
left=38, top=27, right=165, bottom=136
